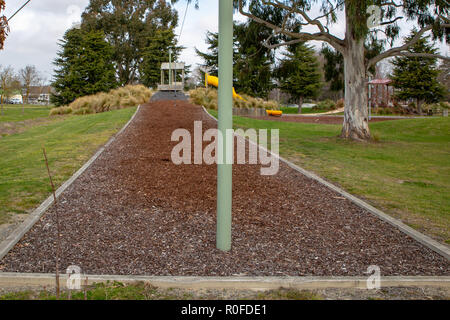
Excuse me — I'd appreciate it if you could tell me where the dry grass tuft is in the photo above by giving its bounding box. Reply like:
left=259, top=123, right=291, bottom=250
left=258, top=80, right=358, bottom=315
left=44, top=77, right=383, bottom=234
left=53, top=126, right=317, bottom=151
left=189, top=88, right=280, bottom=110
left=50, top=85, right=153, bottom=115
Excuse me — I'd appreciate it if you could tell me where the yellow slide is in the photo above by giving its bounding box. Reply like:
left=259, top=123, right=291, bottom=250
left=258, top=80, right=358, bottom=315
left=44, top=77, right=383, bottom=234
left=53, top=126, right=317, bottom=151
left=205, top=73, right=245, bottom=100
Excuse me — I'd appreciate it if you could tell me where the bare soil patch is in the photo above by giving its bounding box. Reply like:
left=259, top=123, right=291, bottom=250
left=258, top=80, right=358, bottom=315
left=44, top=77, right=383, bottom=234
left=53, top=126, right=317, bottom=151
left=0, top=101, right=448, bottom=276
left=0, top=117, right=62, bottom=137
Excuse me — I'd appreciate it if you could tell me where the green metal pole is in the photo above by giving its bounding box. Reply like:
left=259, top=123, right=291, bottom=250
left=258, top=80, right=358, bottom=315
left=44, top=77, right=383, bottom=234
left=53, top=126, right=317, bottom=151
left=217, top=0, right=233, bottom=251
left=169, top=49, right=172, bottom=86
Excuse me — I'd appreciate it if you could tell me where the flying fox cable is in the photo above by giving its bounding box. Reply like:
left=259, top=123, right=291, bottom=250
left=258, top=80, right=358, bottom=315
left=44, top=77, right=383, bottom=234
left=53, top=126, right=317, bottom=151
left=7, top=0, right=32, bottom=22
left=178, top=0, right=190, bottom=42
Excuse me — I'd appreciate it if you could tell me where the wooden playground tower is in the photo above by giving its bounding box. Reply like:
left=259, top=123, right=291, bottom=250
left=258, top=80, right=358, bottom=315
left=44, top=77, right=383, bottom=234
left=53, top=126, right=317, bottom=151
left=157, top=62, right=185, bottom=91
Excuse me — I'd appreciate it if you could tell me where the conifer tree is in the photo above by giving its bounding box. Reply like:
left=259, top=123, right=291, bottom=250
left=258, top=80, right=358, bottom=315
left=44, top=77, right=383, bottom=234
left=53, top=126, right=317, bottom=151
left=391, top=31, right=446, bottom=114
left=51, top=29, right=117, bottom=106
left=140, top=28, right=182, bottom=88
left=277, top=43, right=322, bottom=113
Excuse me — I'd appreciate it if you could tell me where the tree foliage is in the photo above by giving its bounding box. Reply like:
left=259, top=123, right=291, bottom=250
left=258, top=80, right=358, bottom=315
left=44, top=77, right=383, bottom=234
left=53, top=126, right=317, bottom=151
left=277, top=43, right=322, bottom=112
left=140, top=28, right=182, bottom=88
left=437, top=59, right=450, bottom=100
left=81, top=0, right=179, bottom=85
left=195, top=30, right=238, bottom=78
left=178, top=0, right=449, bottom=140
left=321, top=39, right=383, bottom=94
left=51, top=29, right=117, bottom=106
left=20, top=65, right=41, bottom=104
left=233, top=3, right=284, bottom=98
left=321, top=45, right=344, bottom=94
left=391, top=31, right=446, bottom=113
left=196, top=3, right=283, bottom=98
left=0, top=65, right=20, bottom=101
left=0, top=0, right=7, bottom=50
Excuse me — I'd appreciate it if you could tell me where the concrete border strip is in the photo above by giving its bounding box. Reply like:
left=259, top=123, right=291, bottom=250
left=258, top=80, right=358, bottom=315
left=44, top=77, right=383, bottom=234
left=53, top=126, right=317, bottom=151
left=201, top=106, right=450, bottom=261
left=0, top=272, right=449, bottom=290
left=0, top=105, right=142, bottom=261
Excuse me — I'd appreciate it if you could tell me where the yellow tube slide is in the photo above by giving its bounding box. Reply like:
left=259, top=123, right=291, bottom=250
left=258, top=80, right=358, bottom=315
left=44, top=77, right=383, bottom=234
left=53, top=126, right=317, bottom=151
left=205, top=73, right=245, bottom=100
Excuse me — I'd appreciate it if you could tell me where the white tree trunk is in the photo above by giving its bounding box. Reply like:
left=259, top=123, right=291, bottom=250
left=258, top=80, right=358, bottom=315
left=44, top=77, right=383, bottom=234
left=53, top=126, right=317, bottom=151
left=341, top=9, right=370, bottom=141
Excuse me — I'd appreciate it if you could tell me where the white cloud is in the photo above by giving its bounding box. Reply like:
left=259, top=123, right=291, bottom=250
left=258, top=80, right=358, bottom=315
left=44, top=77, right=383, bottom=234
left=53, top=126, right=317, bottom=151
left=0, top=1, right=447, bottom=84
left=1, top=0, right=89, bottom=81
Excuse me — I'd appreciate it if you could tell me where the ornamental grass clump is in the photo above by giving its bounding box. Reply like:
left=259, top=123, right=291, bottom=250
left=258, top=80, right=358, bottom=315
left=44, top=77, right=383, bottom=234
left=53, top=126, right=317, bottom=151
left=189, top=88, right=280, bottom=110
left=50, top=85, right=153, bottom=115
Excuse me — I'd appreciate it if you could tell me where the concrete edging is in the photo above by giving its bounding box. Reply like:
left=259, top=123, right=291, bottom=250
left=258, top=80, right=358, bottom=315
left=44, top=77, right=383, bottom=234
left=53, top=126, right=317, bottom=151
left=0, top=105, right=142, bottom=261
left=0, top=272, right=449, bottom=290
left=0, top=104, right=447, bottom=292
left=201, top=106, right=450, bottom=261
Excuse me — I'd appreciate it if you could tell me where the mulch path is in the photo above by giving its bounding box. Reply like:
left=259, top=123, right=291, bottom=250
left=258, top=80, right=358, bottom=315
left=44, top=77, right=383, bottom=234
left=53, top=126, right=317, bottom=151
left=246, top=115, right=401, bottom=125
left=0, top=100, right=448, bottom=276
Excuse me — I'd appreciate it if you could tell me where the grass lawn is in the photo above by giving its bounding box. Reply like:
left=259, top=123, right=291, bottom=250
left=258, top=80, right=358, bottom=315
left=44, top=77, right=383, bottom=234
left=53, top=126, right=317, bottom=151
left=0, top=104, right=53, bottom=122
left=0, top=281, right=447, bottom=300
left=0, top=107, right=137, bottom=225
left=0, top=281, right=322, bottom=300
left=209, top=110, right=450, bottom=244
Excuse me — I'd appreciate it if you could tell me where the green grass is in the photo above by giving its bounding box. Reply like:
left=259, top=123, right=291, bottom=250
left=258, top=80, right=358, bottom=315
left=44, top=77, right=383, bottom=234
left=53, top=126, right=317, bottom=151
left=0, top=282, right=322, bottom=300
left=0, top=104, right=53, bottom=122
left=0, top=107, right=136, bottom=225
left=209, top=109, right=450, bottom=243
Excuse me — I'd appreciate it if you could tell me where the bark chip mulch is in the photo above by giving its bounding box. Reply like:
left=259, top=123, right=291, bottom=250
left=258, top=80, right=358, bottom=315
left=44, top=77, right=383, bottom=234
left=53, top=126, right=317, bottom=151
left=1, top=101, right=448, bottom=276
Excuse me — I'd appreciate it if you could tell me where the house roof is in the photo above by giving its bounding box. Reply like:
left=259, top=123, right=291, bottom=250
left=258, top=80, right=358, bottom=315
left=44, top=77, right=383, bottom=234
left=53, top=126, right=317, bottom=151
left=369, top=79, right=392, bottom=85
left=27, top=86, right=54, bottom=95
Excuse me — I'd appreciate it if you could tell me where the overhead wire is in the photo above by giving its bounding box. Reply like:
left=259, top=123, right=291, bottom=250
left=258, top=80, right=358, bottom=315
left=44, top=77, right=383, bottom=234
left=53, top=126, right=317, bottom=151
left=178, top=0, right=190, bottom=42
left=7, top=0, right=32, bottom=22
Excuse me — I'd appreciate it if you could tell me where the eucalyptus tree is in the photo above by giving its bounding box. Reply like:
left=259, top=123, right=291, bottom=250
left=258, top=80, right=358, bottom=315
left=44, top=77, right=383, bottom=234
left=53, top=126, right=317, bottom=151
left=178, top=0, right=449, bottom=141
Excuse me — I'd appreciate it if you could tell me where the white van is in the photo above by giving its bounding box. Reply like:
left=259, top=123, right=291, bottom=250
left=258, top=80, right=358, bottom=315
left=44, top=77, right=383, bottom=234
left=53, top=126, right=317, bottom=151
left=10, top=95, right=23, bottom=104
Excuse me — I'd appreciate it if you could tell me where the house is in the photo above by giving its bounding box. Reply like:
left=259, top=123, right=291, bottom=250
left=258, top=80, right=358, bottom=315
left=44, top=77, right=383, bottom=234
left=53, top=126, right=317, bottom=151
left=23, top=86, right=55, bottom=104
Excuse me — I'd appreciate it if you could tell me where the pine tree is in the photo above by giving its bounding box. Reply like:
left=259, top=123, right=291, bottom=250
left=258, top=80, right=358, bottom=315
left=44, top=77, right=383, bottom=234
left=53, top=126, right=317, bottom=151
left=195, top=3, right=283, bottom=98
left=195, top=30, right=239, bottom=78
left=233, top=21, right=274, bottom=98
left=277, top=43, right=322, bottom=113
left=391, top=31, right=446, bottom=114
left=140, top=28, right=182, bottom=88
left=51, top=28, right=117, bottom=106
left=321, top=45, right=344, bottom=97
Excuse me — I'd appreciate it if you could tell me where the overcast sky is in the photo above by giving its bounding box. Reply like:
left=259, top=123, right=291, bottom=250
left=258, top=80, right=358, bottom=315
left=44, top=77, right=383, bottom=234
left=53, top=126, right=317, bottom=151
left=0, top=1, right=448, bottom=84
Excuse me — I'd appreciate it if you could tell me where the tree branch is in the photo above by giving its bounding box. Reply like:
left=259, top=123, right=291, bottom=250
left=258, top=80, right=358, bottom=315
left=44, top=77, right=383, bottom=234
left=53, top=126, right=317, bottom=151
left=367, top=23, right=450, bottom=70
left=239, top=0, right=345, bottom=53
left=397, top=52, right=450, bottom=61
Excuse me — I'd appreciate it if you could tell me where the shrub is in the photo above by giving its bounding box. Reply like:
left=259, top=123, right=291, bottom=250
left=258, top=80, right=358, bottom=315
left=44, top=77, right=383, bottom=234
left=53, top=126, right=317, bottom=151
left=314, top=99, right=336, bottom=111
left=49, top=85, right=153, bottom=116
left=49, top=106, right=73, bottom=115
left=335, top=99, right=345, bottom=109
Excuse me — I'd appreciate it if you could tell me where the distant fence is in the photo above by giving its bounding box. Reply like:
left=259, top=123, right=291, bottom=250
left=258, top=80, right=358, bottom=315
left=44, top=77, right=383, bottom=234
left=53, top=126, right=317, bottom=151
left=233, top=108, right=267, bottom=117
